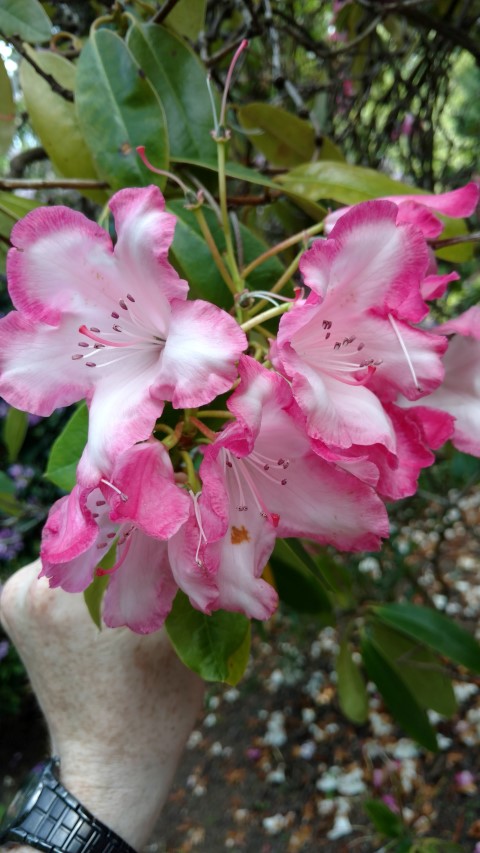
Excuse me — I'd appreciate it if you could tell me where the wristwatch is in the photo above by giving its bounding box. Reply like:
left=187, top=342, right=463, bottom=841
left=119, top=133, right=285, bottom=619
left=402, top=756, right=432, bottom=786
left=0, top=757, right=137, bottom=852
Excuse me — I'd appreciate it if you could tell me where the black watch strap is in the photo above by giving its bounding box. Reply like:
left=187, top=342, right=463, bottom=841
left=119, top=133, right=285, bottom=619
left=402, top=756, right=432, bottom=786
left=7, top=759, right=137, bottom=853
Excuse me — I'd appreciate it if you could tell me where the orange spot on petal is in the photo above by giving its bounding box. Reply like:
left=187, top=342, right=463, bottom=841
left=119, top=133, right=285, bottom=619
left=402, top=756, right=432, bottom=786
left=231, top=525, right=251, bottom=545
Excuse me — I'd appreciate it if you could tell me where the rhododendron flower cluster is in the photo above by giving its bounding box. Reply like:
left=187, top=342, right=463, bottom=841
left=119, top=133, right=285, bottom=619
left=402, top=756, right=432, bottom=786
left=0, top=182, right=478, bottom=633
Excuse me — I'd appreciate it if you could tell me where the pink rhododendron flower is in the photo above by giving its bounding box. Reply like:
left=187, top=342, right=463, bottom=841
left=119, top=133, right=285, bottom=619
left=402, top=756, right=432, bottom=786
left=170, top=357, right=389, bottom=620
left=272, top=201, right=447, bottom=458
left=405, top=306, right=480, bottom=457
left=0, top=186, right=246, bottom=485
left=324, top=181, right=479, bottom=238
left=40, top=440, right=195, bottom=633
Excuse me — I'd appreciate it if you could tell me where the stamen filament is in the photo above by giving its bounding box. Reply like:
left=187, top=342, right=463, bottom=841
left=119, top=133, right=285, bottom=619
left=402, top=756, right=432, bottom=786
left=388, top=313, right=421, bottom=391
left=100, top=478, right=128, bottom=502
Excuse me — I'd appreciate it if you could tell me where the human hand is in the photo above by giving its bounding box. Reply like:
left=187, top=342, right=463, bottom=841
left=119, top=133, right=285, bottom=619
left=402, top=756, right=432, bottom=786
left=0, top=560, right=204, bottom=851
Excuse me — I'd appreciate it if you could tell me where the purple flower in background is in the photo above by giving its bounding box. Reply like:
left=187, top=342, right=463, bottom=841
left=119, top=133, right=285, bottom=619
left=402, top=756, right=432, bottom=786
left=0, top=528, right=23, bottom=560
left=0, top=639, right=10, bottom=661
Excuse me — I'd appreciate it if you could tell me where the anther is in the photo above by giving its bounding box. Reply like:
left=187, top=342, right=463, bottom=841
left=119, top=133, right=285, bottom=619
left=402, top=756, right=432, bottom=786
left=113, top=324, right=122, bottom=332
left=78, top=342, right=89, bottom=347
left=100, top=478, right=128, bottom=502
left=322, top=320, right=332, bottom=329
left=277, top=458, right=285, bottom=465
left=334, top=342, right=341, bottom=350
left=96, top=543, right=107, bottom=549
left=357, top=342, right=365, bottom=351
left=94, top=344, right=105, bottom=349
left=111, top=311, right=120, bottom=319
left=264, top=464, right=270, bottom=471
left=283, top=461, right=289, bottom=469
left=119, top=299, right=128, bottom=310
left=71, top=354, right=83, bottom=360
left=96, top=500, right=106, bottom=506
left=107, top=532, right=116, bottom=539
left=226, top=460, right=233, bottom=468
left=325, top=332, right=331, bottom=339
left=90, top=327, right=100, bottom=333
left=281, top=479, right=287, bottom=485
left=127, top=293, right=135, bottom=302
left=85, top=362, right=96, bottom=367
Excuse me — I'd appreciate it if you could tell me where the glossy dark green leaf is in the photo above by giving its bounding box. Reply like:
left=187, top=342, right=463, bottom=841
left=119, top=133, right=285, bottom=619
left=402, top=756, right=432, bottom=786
left=361, top=633, right=438, bottom=751
left=270, top=538, right=333, bottom=617
left=368, top=620, right=456, bottom=717
left=373, top=602, right=480, bottom=674
left=166, top=591, right=251, bottom=684
left=165, top=0, right=206, bottom=40
left=336, top=638, right=368, bottom=724
left=45, top=403, right=88, bottom=491
left=0, top=0, right=51, bottom=43
left=127, top=23, right=217, bottom=161
left=75, top=29, right=169, bottom=191
left=364, top=799, right=404, bottom=839
left=3, top=407, right=28, bottom=462
left=168, top=200, right=284, bottom=306
left=0, top=58, right=15, bottom=156
left=19, top=49, right=106, bottom=203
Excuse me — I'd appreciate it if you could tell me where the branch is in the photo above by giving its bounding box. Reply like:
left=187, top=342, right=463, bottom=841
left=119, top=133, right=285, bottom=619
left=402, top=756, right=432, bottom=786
left=4, top=35, right=74, bottom=102
left=151, top=0, right=182, bottom=25
left=9, top=146, right=46, bottom=178
left=431, top=231, right=480, bottom=249
left=0, top=178, right=109, bottom=190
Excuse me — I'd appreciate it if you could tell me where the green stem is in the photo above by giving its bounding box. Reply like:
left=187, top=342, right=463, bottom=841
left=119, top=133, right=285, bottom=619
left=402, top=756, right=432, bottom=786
left=217, top=142, right=243, bottom=291
left=248, top=251, right=302, bottom=317
left=196, top=410, right=235, bottom=419
left=193, top=207, right=237, bottom=295
left=242, top=221, right=324, bottom=278
left=179, top=451, right=201, bottom=493
left=241, top=302, right=290, bottom=333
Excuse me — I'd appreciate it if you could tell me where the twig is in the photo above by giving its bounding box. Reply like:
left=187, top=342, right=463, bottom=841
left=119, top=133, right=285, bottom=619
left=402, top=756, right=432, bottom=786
left=0, top=178, right=109, bottom=190
left=4, top=35, right=74, bottom=102
left=151, top=0, right=182, bottom=25
left=431, top=231, right=480, bottom=249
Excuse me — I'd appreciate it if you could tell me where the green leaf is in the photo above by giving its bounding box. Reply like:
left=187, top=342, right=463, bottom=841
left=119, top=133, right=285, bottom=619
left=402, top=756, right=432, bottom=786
left=166, top=591, right=251, bottom=684
left=0, top=0, right=51, bottom=43
left=127, top=23, right=216, bottom=162
left=368, top=619, right=456, bottom=717
left=3, top=407, right=28, bottom=462
left=0, top=57, right=15, bottom=156
left=373, top=602, right=480, bottom=674
left=19, top=49, right=106, bottom=203
left=238, top=103, right=316, bottom=168
left=409, top=841, right=464, bottom=853
left=0, top=190, right=40, bottom=221
left=164, top=0, right=206, bottom=40
left=270, top=538, right=333, bottom=617
left=168, top=200, right=284, bottom=306
left=238, top=103, right=344, bottom=168
left=336, top=639, right=368, bottom=724
left=45, top=403, right=88, bottom=491
left=83, top=571, right=109, bottom=630
left=361, top=633, right=438, bottom=751
left=75, top=29, right=169, bottom=191
left=364, top=799, right=405, bottom=839
left=0, top=471, right=15, bottom=495
left=276, top=161, right=474, bottom=260
left=170, top=155, right=280, bottom=190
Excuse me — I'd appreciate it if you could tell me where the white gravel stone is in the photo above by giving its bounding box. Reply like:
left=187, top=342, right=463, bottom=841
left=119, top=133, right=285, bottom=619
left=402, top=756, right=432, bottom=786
left=327, top=815, right=353, bottom=840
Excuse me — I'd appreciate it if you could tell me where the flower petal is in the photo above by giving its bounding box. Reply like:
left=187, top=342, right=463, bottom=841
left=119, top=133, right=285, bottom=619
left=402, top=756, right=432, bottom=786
left=153, top=299, right=247, bottom=408
left=106, top=440, right=190, bottom=539
left=103, top=533, right=178, bottom=633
